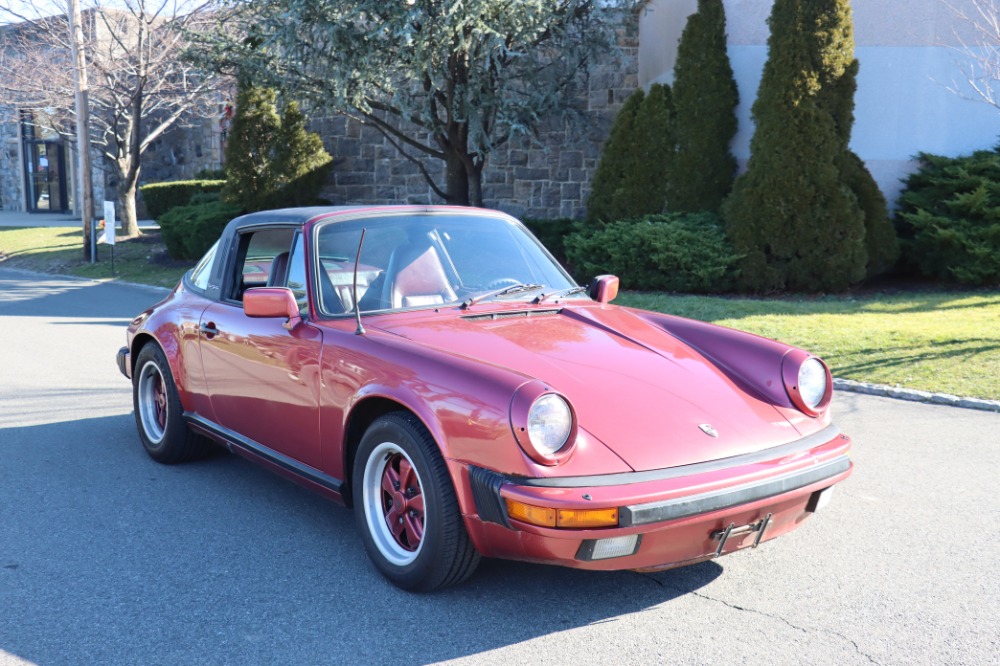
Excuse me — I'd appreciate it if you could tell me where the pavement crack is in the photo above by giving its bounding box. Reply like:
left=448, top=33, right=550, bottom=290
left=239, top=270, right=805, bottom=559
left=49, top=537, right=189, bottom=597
left=686, top=590, right=880, bottom=665
left=632, top=572, right=880, bottom=666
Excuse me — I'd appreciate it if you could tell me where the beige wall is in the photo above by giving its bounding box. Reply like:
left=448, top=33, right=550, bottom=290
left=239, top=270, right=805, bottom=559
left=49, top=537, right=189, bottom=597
left=640, top=0, right=986, bottom=86
left=637, top=0, right=1000, bottom=204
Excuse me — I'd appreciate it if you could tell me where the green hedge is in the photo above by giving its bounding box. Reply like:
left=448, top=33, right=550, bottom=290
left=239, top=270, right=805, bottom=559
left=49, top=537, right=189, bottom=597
left=158, top=200, right=243, bottom=261
left=140, top=180, right=226, bottom=220
left=895, top=149, right=1000, bottom=286
left=565, top=213, right=740, bottom=293
left=521, top=218, right=577, bottom=265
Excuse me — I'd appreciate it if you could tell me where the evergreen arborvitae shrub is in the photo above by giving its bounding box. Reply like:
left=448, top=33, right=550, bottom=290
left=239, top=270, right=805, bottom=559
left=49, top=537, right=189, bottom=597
left=722, top=0, right=867, bottom=292
left=632, top=84, right=675, bottom=215
left=564, top=212, right=740, bottom=293
left=222, top=83, right=282, bottom=209
left=895, top=149, right=1000, bottom=286
left=587, top=85, right=675, bottom=224
left=822, top=59, right=899, bottom=278
left=586, top=89, right=645, bottom=225
left=222, top=83, right=332, bottom=211
left=670, top=0, right=739, bottom=213
left=260, top=100, right=334, bottom=208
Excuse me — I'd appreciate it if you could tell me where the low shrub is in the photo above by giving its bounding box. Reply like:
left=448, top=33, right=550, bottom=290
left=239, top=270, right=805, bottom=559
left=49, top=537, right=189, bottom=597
left=521, top=218, right=578, bottom=264
left=140, top=179, right=226, bottom=220
left=895, top=149, right=1000, bottom=286
left=564, top=213, right=740, bottom=293
left=194, top=168, right=227, bottom=180
left=158, top=200, right=243, bottom=261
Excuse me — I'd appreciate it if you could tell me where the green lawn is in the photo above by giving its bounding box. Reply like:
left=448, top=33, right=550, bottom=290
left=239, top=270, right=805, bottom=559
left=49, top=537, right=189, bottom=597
left=3, top=226, right=998, bottom=400
left=0, top=226, right=192, bottom=288
left=619, top=291, right=1000, bottom=400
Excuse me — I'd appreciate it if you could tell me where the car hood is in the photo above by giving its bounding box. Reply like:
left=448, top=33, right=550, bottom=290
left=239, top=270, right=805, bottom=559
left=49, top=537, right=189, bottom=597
left=372, top=305, right=803, bottom=472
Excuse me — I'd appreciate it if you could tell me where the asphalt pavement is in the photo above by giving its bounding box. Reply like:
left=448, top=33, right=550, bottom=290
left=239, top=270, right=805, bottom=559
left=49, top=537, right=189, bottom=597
left=0, top=268, right=997, bottom=665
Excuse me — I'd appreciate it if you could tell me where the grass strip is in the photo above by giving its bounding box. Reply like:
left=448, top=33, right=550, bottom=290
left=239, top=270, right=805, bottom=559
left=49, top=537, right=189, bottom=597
left=618, top=291, right=1000, bottom=400
left=0, top=226, right=192, bottom=289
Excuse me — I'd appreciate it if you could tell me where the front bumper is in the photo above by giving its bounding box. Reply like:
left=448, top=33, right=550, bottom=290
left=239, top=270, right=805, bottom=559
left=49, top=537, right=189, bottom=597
left=463, top=426, right=852, bottom=571
left=116, top=346, right=131, bottom=379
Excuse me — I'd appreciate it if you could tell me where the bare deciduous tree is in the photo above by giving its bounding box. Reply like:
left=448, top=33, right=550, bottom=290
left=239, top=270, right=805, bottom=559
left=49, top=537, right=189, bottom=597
left=0, top=0, right=224, bottom=236
left=946, top=0, right=1000, bottom=111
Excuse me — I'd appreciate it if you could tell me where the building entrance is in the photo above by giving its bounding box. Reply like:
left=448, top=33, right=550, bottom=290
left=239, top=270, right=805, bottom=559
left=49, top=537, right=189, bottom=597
left=24, top=140, right=69, bottom=213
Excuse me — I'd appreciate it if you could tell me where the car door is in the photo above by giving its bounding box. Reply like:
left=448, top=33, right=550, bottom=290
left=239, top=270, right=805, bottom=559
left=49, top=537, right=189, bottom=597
left=199, top=228, right=325, bottom=469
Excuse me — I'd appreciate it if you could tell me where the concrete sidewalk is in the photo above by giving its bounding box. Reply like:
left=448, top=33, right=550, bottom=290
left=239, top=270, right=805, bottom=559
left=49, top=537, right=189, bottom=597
left=0, top=210, right=158, bottom=229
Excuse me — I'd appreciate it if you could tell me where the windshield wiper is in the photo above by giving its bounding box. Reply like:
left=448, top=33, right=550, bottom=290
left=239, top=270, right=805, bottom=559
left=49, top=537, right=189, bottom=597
left=534, top=286, right=588, bottom=304
left=461, top=283, right=545, bottom=309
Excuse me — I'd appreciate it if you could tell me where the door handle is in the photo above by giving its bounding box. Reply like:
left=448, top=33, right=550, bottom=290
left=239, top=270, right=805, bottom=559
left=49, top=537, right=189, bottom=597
left=199, top=322, right=219, bottom=338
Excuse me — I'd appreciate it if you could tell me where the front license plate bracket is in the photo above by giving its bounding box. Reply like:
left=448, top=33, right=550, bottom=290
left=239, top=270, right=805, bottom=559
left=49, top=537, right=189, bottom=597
left=710, top=513, right=772, bottom=557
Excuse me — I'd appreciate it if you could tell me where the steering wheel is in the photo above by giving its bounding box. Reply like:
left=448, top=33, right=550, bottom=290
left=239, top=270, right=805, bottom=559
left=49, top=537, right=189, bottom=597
left=484, top=277, right=521, bottom=290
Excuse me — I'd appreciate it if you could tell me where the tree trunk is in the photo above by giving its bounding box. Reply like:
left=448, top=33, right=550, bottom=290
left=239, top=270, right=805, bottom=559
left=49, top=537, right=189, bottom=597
left=118, top=176, right=140, bottom=238
left=445, top=151, right=470, bottom=206
left=468, top=164, right=484, bottom=207
left=114, top=157, right=142, bottom=237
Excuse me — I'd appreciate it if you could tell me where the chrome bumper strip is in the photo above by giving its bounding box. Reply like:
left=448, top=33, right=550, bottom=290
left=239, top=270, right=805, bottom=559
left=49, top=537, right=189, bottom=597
left=620, top=455, right=851, bottom=527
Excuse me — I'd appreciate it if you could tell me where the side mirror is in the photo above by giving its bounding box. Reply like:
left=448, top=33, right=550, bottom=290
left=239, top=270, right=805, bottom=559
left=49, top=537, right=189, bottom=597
left=244, top=287, right=302, bottom=329
left=588, top=275, right=620, bottom=304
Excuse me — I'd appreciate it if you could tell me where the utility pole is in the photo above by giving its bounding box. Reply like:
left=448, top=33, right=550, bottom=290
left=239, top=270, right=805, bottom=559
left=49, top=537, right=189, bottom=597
left=67, top=0, right=95, bottom=262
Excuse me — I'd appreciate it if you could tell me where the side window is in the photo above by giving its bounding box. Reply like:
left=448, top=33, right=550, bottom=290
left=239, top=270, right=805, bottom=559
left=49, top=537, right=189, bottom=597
left=287, top=234, right=309, bottom=316
left=189, top=240, right=219, bottom=292
left=230, top=228, right=296, bottom=301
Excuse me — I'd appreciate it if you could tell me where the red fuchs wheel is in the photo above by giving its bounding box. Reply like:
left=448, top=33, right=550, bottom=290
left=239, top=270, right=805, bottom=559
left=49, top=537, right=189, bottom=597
left=132, top=343, right=212, bottom=464
left=354, top=412, right=480, bottom=591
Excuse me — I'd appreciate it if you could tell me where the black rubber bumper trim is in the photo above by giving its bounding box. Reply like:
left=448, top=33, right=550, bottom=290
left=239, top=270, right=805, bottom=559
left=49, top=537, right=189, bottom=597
left=506, top=424, right=842, bottom=489
left=116, top=346, right=131, bottom=379
left=468, top=465, right=510, bottom=527
left=620, top=455, right=851, bottom=527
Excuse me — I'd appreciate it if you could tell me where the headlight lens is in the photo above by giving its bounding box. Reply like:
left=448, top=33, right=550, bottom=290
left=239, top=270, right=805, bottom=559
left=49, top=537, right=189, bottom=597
left=527, top=394, right=573, bottom=456
left=798, top=358, right=828, bottom=409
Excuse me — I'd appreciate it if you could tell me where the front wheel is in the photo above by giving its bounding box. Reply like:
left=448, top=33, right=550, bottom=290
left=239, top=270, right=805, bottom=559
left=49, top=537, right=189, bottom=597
left=132, top=343, right=212, bottom=464
left=353, top=412, right=480, bottom=591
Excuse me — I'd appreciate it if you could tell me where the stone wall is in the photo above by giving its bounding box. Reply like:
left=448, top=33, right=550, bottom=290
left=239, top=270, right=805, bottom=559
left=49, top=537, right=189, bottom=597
left=315, top=14, right=639, bottom=221
left=0, top=106, right=23, bottom=211
left=140, top=118, right=224, bottom=184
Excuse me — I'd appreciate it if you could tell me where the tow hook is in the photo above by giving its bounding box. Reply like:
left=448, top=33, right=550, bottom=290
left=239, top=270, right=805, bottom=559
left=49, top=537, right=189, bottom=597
left=710, top=513, right=772, bottom=557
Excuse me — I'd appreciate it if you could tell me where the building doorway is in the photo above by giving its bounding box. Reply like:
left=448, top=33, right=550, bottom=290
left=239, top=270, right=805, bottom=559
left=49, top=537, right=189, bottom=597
left=24, top=141, right=69, bottom=212
left=21, top=110, right=72, bottom=213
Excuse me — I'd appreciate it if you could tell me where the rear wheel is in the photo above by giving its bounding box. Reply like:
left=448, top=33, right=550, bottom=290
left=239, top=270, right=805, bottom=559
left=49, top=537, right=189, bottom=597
left=353, top=412, right=480, bottom=591
left=132, top=343, right=211, bottom=464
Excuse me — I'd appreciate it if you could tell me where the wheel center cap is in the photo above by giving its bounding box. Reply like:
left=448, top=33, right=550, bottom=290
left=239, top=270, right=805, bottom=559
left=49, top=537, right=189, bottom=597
left=393, top=490, right=407, bottom=511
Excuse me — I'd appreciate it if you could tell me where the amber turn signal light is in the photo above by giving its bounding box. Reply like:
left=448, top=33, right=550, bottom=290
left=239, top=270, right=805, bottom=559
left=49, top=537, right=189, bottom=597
left=506, top=500, right=619, bottom=529
left=556, top=507, right=619, bottom=528
left=506, top=499, right=556, bottom=527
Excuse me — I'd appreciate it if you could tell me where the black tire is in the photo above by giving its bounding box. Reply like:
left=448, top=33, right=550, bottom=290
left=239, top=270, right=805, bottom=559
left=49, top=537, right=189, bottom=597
left=353, top=412, right=480, bottom=591
left=132, top=343, right=212, bottom=464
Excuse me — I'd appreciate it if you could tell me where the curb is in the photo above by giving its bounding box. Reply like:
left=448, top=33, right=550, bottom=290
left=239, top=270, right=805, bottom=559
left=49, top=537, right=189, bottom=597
left=0, top=265, right=172, bottom=296
left=834, top=378, right=1000, bottom=414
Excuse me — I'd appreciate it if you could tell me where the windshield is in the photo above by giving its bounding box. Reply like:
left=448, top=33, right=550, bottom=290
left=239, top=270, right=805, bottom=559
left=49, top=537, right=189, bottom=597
left=312, top=212, right=578, bottom=315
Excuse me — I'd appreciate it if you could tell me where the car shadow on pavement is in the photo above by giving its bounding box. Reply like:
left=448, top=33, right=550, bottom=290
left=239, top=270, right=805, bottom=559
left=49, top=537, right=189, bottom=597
left=0, top=413, right=722, bottom=666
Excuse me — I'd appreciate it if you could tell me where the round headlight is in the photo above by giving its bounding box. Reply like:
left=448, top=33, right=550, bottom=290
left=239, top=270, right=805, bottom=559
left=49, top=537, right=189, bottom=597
left=527, top=394, right=573, bottom=456
left=798, top=358, right=828, bottom=409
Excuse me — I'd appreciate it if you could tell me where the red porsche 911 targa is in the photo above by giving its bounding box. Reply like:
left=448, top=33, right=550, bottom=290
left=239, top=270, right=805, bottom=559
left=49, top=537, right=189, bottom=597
left=116, top=206, right=852, bottom=591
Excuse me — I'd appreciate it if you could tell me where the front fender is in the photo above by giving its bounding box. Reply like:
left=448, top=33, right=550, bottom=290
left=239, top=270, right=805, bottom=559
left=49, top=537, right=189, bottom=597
left=631, top=309, right=798, bottom=410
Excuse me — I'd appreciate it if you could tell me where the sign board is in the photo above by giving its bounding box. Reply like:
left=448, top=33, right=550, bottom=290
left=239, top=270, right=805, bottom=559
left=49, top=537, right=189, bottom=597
left=102, top=201, right=116, bottom=245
